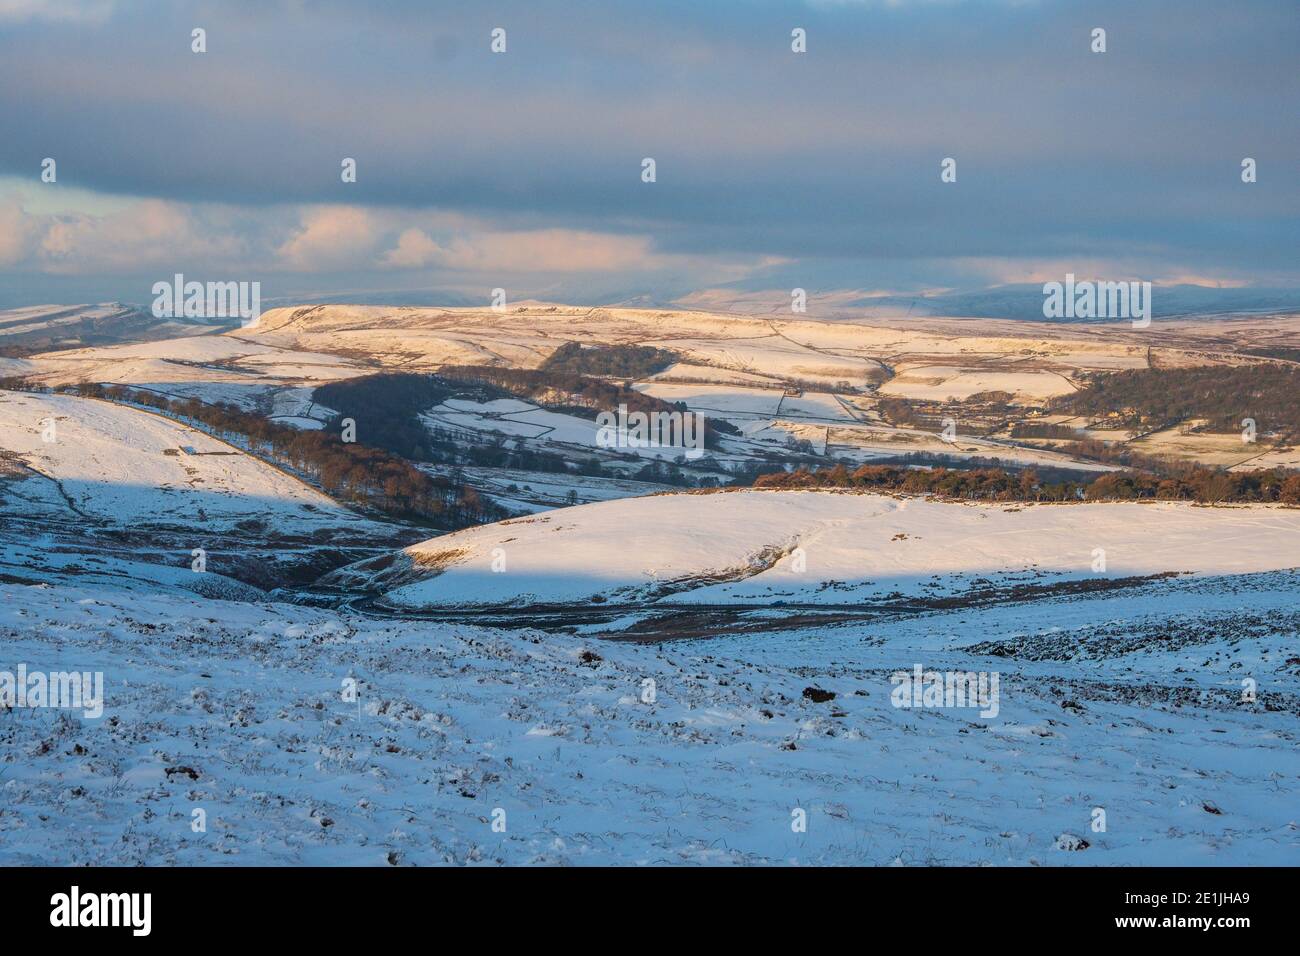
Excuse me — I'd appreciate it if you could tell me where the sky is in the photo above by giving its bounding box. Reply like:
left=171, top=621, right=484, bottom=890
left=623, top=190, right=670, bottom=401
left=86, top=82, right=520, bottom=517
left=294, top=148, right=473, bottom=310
left=1, top=0, right=1297, bottom=309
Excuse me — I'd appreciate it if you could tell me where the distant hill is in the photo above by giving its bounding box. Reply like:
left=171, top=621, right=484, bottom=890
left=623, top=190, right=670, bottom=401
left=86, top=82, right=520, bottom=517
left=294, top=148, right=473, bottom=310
left=673, top=284, right=1300, bottom=323
left=0, top=303, right=230, bottom=354
left=324, top=489, right=1300, bottom=613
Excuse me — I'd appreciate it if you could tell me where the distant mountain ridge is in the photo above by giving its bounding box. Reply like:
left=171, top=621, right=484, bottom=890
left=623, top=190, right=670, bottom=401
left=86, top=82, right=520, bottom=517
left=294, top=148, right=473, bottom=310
left=0, top=302, right=231, bottom=354
left=669, top=284, right=1300, bottom=323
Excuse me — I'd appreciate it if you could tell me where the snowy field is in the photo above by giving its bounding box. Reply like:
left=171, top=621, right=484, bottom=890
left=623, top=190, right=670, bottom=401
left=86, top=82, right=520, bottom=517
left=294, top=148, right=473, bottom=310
left=2, top=305, right=1296, bottom=867
left=821, top=423, right=1121, bottom=472
left=877, top=365, right=1078, bottom=402
left=422, top=398, right=720, bottom=464
left=1, top=570, right=1295, bottom=866
left=8, top=302, right=1296, bottom=477
left=2, top=433, right=1296, bottom=866
left=237, top=304, right=1177, bottom=403
left=0, top=303, right=225, bottom=351
left=5, top=331, right=369, bottom=426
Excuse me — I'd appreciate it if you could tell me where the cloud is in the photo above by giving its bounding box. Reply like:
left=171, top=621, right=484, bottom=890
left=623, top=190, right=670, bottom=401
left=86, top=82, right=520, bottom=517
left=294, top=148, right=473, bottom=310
left=0, top=193, right=248, bottom=273
left=0, top=0, right=1296, bottom=300
left=380, top=227, right=666, bottom=274
left=0, top=189, right=772, bottom=304
left=380, top=228, right=443, bottom=269
left=0, top=197, right=34, bottom=265
left=275, top=206, right=380, bottom=271
left=954, top=257, right=1271, bottom=288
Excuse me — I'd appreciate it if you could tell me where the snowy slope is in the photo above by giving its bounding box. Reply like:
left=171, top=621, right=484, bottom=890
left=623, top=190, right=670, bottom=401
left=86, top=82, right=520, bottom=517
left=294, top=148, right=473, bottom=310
left=2, top=570, right=1296, bottom=866
left=327, top=489, right=1300, bottom=610
left=0, top=391, right=389, bottom=538
left=9, top=334, right=365, bottom=429
left=0, top=303, right=225, bottom=351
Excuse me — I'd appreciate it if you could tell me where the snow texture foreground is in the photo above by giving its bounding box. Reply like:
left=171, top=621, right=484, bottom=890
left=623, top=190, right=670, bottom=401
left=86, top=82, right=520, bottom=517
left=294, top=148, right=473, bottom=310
left=2, top=570, right=1296, bottom=866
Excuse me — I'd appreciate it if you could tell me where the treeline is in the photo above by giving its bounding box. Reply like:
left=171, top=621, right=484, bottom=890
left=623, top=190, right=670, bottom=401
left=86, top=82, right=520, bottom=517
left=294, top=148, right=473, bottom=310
left=439, top=363, right=677, bottom=418
left=1052, top=437, right=1177, bottom=474
left=1242, top=347, right=1300, bottom=363
left=754, top=462, right=1300, bottom=504
left=62, top=382, right=502, bottom=527
left=433, top=426, right=611, bottom=477
left=539, top=341, right=677, bottom=378
left=879, top=392, right=1021, bottom=428
left=1010, top=422, right=1083, bottom=439
left=314, top=373, right=461, bottom=462
left=1055, top=365, right=1300, bottom=441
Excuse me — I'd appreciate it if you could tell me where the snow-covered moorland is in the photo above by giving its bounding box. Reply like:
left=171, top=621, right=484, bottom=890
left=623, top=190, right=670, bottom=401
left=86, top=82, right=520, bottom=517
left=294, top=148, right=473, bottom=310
left=1, top=568, right=1296, bottom=866
left=1, top=387, right=1296, bottom=867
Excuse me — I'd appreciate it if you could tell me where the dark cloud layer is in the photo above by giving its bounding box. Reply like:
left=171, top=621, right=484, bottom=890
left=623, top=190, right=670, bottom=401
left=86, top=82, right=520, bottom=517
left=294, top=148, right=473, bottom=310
left=2, top=0, right=1297, bottom=301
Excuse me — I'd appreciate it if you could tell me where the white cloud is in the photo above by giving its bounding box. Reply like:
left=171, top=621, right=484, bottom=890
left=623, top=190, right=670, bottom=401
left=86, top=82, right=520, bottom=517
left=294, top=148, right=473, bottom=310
left=0, top=188, right=773, bottom=292
left=1, top=194, right=247, bottom=274
left=380, top=228, right=444, bottom=269
left=0, top=198, right=34, bottom=266
left=275, top=206, right=380, bottom=271
left=380, top=227, right=668, bottom=274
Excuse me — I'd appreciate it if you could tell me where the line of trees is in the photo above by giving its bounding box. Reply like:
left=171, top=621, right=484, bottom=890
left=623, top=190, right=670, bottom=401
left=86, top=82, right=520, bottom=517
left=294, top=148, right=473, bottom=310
left=754, top=462, right=1300, bottom=504
left=1243, top=347, right=1300, bottom=363
left=1010, top=422, right=1082, bottom=439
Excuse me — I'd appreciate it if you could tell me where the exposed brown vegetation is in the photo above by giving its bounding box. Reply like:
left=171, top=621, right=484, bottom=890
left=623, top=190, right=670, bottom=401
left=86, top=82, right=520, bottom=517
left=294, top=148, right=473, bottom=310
left=1055, top=364, right=1300, bottom=442
left=753, top=462, right=1300, bottom=504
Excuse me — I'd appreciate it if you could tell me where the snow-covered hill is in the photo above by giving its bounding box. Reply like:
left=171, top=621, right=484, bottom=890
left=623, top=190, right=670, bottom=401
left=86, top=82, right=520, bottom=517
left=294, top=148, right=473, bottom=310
left=0, top=303, right=227, bottom=352
left=0, top=391, right=403, bottom=593
left=243, top=302, right=1155, bottom=400
left=0, top=391, right=379, bottom=533
left=3, top=334, right=365, bottom=428
left=325, top=489, right=1300, bottom=613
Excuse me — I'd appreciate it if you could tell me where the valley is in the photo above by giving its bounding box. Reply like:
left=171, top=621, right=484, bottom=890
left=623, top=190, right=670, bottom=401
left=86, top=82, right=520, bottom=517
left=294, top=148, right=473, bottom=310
left=7, top=303, right=1299, bottom=501
left=2, top=301, right=1297, bottom=868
